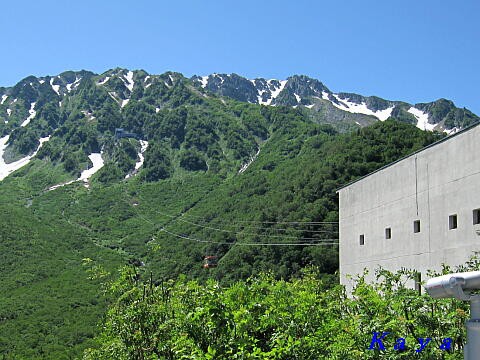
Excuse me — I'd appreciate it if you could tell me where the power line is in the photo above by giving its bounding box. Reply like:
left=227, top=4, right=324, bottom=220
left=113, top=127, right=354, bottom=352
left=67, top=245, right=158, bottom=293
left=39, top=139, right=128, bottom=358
left=160, top=227, right=338, bottom=247
left=169, top=210, right=339, bottom=226
left=178, top=212, right=339, bottom=226
left=123, top=190, right=339, bottom=247
left=180, top=219, right=338, bottom=234
left=147, top=207, right=337, bottom=241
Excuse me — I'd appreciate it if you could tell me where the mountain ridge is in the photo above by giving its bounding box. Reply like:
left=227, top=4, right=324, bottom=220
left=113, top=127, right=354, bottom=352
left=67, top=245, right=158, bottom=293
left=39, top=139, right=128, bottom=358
left=1, top=68, right=477, bottom=138
left=0, top=68, right=477, bottom=187
left=191, top=72, right=478, bottom=132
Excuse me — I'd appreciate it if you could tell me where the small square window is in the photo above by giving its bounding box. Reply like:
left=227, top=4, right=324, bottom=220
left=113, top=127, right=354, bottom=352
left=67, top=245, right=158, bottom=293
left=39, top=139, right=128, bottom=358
left=385, top=228, right=391, bottom=239
left=449, top=214, right=458, bottom=230
left=359, top=234, right=365, bottom=246
left=414, top=220, right=421, bottom=233
left=473, top=209, right=480, bottom=225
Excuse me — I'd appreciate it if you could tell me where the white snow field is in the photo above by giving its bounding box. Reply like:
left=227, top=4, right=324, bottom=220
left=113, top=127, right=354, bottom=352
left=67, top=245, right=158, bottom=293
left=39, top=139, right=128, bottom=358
left=0, top=135, right=50, bottom=181
left=21, top=102, right=36, bottom=127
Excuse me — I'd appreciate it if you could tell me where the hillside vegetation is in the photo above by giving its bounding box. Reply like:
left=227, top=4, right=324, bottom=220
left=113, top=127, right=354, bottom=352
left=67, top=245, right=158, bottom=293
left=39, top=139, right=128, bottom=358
left=0, top=68, right=452, bottom=358
left=0, top=118, right=442, bottom=358
left=83, top=259, right=475, bottom=359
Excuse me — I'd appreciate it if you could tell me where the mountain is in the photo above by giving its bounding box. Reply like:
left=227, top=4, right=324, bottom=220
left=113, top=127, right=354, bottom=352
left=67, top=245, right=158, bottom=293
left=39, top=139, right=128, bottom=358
left=191, top=73, right=479, bottom=132
left=0, top=68, right=476, bottom=184
left=0, top=68, right=475, bottom=358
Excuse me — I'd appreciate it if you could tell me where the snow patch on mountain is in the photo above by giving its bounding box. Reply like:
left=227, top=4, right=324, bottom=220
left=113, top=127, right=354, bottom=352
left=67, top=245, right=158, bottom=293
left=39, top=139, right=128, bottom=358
left=39, top=79, right=45, bottom=85
left=21, top=102, right=36, bottom=127
left=107, top=92, right=117, bottom=102
left=126, top=140, right=149, bottom=179
left=135, top=140, right=148, bottom=170
left=80, top=110, right=95, bottom=120
left=98, top=76, right=110, bottom=85
left=259, top=80, right=287, bottom=106
left=374, top=107, right=394, bottom=121
left=50, top=78, right=60, bottom=95
left=1, top=95, right=8, bottom=104
left=253, top=81, right=267, bottom=104
left=6, top=109, right=12, bottom=116
left=408, top=107, right=436, bottom=131
left=213, top=73, right=225, bottom=85
left=78, top=153, right=104, bottom=183
left=124, top=71, right=135, bottom=92
left=144, top=75, right=154, bottom=88
left=48, top=152, right=105, bottom=190
left=239, top=148, right=260, bottom=174
left=121, top=99, right=130, bottom=108
left=256, top=91, right=266, bottom=104
left=445, top=127, right=459, bottom=135
left=294, top=93, right=301, bottom=103
left=38, top=136, right=51, bottom=147
left=200, top=76, right=209, bottom=88
left=47, top=180, right=75, bottom=191
left=331, top=95, right=393, bottom=121
left=66, top=77, right=81, bottom=92
left=270, top=80, right=287, bottom=102
left=0, top=135, right=50, bottom=181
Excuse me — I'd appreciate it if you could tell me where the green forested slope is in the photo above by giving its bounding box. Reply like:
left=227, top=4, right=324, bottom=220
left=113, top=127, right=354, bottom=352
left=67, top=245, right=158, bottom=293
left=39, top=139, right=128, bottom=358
left=0, top=68, right=448, bottom=358
left=0, top=117, right=441, bottom=358
left=0, top=184, right=122, bottom=358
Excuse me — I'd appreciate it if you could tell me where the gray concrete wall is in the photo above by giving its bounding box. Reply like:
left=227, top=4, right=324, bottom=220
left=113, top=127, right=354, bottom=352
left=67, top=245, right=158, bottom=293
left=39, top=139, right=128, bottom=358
left=339, top=124, right=480, bottom=292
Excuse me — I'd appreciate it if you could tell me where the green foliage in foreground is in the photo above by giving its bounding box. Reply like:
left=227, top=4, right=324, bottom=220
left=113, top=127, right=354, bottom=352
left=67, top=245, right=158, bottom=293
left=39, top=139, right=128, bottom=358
left=83, top=257, right=480, bottom=359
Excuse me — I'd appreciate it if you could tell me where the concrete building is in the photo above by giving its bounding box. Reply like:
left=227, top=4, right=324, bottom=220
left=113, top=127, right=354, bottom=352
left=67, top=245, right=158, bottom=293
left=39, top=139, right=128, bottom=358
left=338, top=123, right=480, bottom=292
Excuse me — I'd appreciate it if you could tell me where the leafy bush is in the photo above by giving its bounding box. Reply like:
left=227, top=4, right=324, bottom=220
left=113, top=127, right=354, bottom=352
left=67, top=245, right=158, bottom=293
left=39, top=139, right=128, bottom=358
left=84, top=257, right=479, bottom=359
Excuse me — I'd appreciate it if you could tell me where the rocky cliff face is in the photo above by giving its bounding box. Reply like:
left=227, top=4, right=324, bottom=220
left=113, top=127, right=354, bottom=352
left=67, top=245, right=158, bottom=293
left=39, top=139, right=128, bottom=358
left=191, top=73, right=479, bottom=132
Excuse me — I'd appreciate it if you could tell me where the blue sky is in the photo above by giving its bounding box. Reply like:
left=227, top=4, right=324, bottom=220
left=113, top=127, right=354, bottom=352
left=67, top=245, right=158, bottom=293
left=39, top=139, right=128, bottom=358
left=2, top=0, right=479, bottom=113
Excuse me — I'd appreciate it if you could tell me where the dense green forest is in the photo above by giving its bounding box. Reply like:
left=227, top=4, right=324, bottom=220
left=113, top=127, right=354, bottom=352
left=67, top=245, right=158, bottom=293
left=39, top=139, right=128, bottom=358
left=0, top=69, right=455, bottom=358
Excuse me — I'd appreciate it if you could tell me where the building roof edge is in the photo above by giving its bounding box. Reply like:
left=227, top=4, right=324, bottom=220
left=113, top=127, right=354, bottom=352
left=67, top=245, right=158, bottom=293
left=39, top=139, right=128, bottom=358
left=336, top=121, right=480, bottom=192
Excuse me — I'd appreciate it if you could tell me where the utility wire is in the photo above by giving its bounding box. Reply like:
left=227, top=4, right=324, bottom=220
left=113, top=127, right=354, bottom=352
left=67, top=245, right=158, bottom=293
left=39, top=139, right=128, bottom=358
left=177, top=212, right=339, bottom=226
left=124, top=190, right=339, bottom=247
left=160, top=227, right=339, bottom=247
left=148, top=207, right=337, bottom=241
left=179, top=219, right=338, bottom=234
left=171, top=210, right=339, bottom=225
